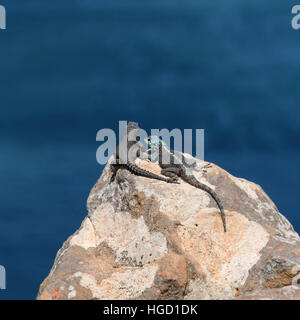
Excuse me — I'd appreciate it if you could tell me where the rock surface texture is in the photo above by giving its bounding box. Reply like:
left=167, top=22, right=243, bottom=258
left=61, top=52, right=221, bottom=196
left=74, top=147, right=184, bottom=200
left=37, top=157, right=300, bottom=300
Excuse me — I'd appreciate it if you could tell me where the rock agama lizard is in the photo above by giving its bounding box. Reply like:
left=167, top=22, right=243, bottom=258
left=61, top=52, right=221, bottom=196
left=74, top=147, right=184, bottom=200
left=110, top=122, right=179, bottom=184
left=145, top=135, right=227, bottom=232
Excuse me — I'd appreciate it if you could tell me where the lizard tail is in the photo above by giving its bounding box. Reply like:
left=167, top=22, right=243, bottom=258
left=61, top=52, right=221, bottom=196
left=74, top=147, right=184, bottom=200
left=126, top=162, right=178, bottom=184
left=182, top=174, right=227, bottom=232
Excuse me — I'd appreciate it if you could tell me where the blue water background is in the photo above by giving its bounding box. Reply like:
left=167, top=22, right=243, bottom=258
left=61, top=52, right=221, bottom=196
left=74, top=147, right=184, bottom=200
left=0, top=0, right=300, bottom=299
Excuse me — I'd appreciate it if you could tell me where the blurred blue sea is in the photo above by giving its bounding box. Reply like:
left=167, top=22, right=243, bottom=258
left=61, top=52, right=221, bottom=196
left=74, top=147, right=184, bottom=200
left=0, top=0, right=300, bottom=299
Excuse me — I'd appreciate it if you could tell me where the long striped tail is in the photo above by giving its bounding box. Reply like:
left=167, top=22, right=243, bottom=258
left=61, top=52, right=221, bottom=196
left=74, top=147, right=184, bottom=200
left=182, top=173, right=226, bottom=232
left=125, top=162, right=179, bottom=184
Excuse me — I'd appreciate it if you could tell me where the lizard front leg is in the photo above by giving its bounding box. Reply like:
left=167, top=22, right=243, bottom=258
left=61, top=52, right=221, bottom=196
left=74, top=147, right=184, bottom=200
left=110, top=162, right=121, bottom=183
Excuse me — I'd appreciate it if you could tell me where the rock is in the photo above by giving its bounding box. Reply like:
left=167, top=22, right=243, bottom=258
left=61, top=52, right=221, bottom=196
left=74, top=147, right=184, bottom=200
left=37, top=156, right=300, bottom=300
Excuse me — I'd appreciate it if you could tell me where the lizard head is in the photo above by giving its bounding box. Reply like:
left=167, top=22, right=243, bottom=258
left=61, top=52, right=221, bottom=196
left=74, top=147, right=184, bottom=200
left=145, top=135, right=163, bottom=152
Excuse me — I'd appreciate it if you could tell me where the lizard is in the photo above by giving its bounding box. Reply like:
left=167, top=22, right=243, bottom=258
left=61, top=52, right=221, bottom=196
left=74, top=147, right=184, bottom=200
left=110, top=122, right=179, bottom=184
left=145, top=135, right=227, bottom=232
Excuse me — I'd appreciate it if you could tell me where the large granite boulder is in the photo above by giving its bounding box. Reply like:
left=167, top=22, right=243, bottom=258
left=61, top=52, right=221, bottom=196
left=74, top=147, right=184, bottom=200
left=37, top=156, right=300, bottom=300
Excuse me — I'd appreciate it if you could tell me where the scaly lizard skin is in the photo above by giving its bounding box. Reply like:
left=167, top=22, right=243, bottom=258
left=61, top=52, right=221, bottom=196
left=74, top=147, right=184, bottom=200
left=110, top=123, right=179, bottom=184
left=146, top=135, right=226, bottom=232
